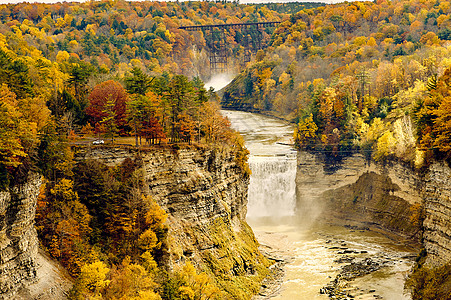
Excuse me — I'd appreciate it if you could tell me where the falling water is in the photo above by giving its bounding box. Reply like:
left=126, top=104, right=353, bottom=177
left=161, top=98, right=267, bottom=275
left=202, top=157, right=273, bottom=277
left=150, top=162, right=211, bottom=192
left=247, top=155, right=297, bottom=218
left=223, top=109, right=416, bottom=300
left=221, top=110, right=297, bottom=218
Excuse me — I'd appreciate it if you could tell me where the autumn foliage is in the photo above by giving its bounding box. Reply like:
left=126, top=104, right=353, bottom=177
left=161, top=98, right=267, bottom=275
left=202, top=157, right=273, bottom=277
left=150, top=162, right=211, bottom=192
left=222, top=0, right=451, bottom=165
left=415, top=67, right=451, bottom=159
left=2, top=0, right=451, bottom=298
left=86, top=80, right=128, bottom=132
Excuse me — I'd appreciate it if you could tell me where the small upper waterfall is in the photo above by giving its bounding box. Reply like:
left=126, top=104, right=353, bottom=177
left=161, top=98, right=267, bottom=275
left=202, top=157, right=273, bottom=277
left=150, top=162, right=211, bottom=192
left=247, top=154, right=297, bottom=218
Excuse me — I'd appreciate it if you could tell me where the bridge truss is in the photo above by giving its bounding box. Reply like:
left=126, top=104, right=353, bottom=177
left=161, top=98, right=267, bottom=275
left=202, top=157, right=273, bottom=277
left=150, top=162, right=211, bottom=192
left=179, top=21, right=281, bottom=73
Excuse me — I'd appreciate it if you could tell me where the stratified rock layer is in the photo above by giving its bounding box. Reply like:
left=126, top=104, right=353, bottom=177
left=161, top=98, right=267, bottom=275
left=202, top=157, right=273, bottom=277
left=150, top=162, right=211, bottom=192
left=0, top=173, right=40, bottom=300
left=423, top=162, right=451, bottom=266
left=75, top=145, right=269, bottom=299
left=296, top=151, right=451, bottom=266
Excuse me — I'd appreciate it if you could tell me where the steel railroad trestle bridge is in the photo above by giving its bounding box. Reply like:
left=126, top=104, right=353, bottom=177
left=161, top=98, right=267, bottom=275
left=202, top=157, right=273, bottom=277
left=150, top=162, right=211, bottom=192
left=178, top=21, right=281, bottom=31
left=179, top=21, right=281, bottom=73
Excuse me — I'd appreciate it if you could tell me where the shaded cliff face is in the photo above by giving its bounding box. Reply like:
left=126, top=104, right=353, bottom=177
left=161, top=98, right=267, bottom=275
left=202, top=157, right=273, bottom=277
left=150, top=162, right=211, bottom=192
left=0, top=173, right=40, bottom=299
left=75, top=145, right=269, bottom=299
left=297, top=151, right=451, bottom=267
left=296, top=152, right=423, bottom=244
left=322, top=171, right=422, bottom=243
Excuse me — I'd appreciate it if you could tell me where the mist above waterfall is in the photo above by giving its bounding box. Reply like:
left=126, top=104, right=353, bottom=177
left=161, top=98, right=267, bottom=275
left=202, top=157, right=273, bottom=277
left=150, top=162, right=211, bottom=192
left=204, top=73, right=235, bottom=91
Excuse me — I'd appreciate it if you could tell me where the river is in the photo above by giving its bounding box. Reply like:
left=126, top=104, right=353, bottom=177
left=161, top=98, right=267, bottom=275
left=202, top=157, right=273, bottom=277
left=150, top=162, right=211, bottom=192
left=222, top=110, right=415, bottom=300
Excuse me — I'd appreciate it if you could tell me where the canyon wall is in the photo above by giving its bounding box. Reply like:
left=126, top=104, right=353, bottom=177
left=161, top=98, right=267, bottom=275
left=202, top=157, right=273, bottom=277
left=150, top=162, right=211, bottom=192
left=75, top=145, right=269, bottom=299
left=0, top=174, right=72, bottom=300
left=4, top=145, right=449, bottom=298
left=0, top=173, right=40, bottom=299
left=296, top=151, right=451, bottom=265
left=423, top=162, right=451, bottom=266
left=1, top=144, right=267, bottom=300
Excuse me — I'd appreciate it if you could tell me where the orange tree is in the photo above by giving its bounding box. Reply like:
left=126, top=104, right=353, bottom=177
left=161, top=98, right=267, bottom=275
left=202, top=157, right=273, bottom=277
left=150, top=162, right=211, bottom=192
left=415, top=68, right=451, bottom=160
left=86, top=80, right=128, bottom=135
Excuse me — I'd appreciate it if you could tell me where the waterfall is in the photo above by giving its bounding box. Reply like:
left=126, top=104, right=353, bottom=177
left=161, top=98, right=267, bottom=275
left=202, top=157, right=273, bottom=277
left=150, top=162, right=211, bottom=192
left=247, top=153, right=297, bottom=218
left=220, top=109, right=297, bottom=219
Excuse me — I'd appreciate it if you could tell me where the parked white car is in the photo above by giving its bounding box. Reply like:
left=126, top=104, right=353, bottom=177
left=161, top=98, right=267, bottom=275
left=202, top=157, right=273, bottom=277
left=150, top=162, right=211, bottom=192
left=93, top=139, right=104, bottom=144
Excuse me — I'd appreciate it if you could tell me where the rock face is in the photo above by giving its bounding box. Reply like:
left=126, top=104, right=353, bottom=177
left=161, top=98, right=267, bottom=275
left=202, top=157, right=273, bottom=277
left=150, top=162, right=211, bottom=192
left=423, top=162, right=451, bottom=266
left=0, top=174, right=72, bottom=300
left=296, top=152, right=423, bottom=243
left=75, top=145, right=269, bottom=299
left=0, top=144, right=266, bottom=300
left=296, top=151, right=451, bottom=265
left=0, top=173, right=40, bottom=299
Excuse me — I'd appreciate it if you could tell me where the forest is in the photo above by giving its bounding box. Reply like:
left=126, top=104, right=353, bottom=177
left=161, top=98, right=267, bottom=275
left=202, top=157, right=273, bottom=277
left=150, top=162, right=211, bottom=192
left=0, top=0, right=322, bottom=80
left=0, top=47, right=244, bottom=299
left=222, top=0, right=451, bottom=167
left=0, top=0, right=278, bottom=298
left=1, top=0, right=451, bottom=298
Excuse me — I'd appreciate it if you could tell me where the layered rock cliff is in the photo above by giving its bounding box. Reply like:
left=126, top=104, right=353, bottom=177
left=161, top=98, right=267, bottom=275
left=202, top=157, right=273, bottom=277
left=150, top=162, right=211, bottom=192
left=75, top=145, right=269, bottom=299
left=0, top=144, right=267, bottom=299
left=423, top=161, right=451, bottom=266
left=0, top=174, right=72, bottom=300
left=0, top=173, right=40, bottom=299
left=296, top=151, right=451, bottom=266
left=296, top=152, right=423, bottom=243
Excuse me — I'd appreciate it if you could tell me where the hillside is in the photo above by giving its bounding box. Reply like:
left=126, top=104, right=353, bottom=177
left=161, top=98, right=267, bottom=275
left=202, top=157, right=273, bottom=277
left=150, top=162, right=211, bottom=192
left=222, top=0, right=451, bottom=165
left=0, top=1, right=288, bottom=298
left=221, top=1, right=451, bottom=296
left=1, top=0, right=451, bottom=298
left=0, top=1, right=324, bottom=82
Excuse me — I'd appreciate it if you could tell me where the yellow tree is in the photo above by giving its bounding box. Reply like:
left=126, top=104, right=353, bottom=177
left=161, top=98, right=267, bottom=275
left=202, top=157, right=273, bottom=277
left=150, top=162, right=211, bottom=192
left=178, top=262, right=222, bottom=300
left=431, top=68, right=451, bottom=154
left=0, top=84, right=37, bottom=168
left=374, top=131, right=396, bottom=161
left=294, top=114, right=318, bottom=149
left=106, top=257, right=161, bottom=300
left=178, top=112, right=196, bottom=144
left=200, top=102, right=232, bottom=144
left=78, top=260, right=111, bottom=297
left=137, top=195, right=167, bottom=253
left=415, top=72, right=448, bottom=152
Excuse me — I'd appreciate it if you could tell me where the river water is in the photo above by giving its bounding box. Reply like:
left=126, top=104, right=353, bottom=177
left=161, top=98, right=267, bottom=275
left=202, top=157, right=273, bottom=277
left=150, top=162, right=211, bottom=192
left=222, top=110, right=415, bottom=300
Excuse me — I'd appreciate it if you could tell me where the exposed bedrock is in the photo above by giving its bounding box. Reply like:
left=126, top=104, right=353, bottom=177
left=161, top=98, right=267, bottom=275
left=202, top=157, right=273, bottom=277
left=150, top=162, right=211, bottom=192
left=75, top=145, right=269, bottom=299
left=0, top=173, right=40, bottom=299
left=296, top=151, right=451, bottom=266
left=423, top=161, right=451, bottom=266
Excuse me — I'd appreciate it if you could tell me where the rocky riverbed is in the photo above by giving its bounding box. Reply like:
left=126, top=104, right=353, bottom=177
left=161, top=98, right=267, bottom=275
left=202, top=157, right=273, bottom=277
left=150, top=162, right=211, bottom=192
left=319, top=231, right=416, bottom=300
left=252, top=230, right=293, bottom=299
left=249, top=222, right=416, bottom=300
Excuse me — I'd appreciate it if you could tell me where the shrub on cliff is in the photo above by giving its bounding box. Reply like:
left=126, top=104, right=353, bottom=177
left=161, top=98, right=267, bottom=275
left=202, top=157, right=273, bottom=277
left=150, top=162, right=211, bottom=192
left=232, top=134, right=251, bottom=178
left=406, top=262, right=451, bottom=300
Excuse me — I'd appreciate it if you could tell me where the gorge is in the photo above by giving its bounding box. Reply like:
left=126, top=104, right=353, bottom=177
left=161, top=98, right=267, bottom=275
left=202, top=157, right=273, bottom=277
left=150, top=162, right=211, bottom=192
left=1, top=109, right=451, bottom=299
left=225, top=109, right=450, bottom=299
left=73, top=144, right=270, bottom=299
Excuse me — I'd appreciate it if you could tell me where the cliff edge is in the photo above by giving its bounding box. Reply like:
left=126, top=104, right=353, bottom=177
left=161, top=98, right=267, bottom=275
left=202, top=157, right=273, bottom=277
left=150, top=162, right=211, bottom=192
left=75, top=145, right=270, bottom=299
left=0, top=173, right=40, bottom=299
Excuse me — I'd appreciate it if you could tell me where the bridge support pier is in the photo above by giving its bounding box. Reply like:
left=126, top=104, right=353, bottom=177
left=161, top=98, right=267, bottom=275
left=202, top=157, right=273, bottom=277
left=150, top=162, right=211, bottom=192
left=179, top=22, right=280, bottom=74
